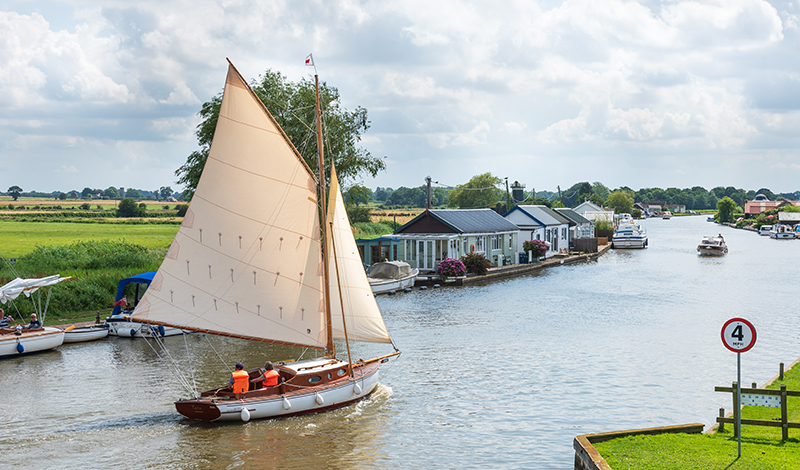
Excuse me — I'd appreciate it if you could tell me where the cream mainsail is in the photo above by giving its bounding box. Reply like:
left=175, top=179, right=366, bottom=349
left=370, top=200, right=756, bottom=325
left=133, top=62, right=392, bottom=350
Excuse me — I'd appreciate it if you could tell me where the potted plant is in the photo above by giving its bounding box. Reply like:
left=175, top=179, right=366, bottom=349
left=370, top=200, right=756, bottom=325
left=437, top=258, right=467, bottom=281
left=523, top=239, right=549, bottom=262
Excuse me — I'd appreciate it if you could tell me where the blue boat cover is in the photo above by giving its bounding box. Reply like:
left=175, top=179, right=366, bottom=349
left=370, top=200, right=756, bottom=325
left=112, top=272, right=156, bottom=315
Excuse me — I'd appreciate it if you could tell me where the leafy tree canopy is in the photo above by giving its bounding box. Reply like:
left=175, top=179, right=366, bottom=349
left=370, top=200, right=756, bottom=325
left=716, top=196, right=738, bottom=223
left=176, top=69, right=386, bottom=199
left=606, top=190, right=634, bottom=214
left=117, top=198, right=145, bottom=217
left=7, top=185, right=22, bottom=201
left=447, top=173, right=502, bottom=209
left=344, top=185, right=372, bottom=206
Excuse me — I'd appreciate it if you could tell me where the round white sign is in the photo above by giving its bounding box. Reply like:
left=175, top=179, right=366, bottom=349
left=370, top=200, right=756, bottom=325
left=721, top=318, right=756, bottom=353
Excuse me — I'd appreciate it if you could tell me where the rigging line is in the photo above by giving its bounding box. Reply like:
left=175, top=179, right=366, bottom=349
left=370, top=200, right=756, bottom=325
left=149, top=331, right=195, bottom=395
left=183, top=332, right=197, bottom=394
left=141, top=331, right=195, bottom=396
left=205, top=334, right=233, bottom=374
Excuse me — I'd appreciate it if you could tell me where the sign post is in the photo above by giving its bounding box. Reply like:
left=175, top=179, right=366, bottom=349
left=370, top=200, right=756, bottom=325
left=721, top=318, right=757, bottom=458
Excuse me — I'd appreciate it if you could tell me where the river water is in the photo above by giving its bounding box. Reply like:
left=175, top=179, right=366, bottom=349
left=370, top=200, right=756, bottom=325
left=2, top=215, right=799, bottom=469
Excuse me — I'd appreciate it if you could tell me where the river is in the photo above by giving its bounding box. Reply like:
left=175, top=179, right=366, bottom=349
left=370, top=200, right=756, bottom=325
left=1, top=215, right=798, bottom=469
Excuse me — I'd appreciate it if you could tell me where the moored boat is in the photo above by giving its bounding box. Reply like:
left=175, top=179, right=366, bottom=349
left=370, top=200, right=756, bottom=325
left=105, top=272, right=186, bottom=338
left=62, top=324, right=109, bottom=343
left=769, top=224, right=796, bottom=239
left=0, top=275, right=70, bottom=358
left=758, top=225, right=772, bottom=236
left=368, top=261, right=419, bottom=294
left=697, top=235, right=728, bottom=256
left=612, top=219, right=648, bottom=249
left=129, top=60, right=400, bottom=422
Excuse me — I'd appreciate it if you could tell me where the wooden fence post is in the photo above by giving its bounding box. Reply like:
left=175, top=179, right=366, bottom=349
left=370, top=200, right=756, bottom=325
left=781, top=384, right=788, bottom=441
left=718, top=408, right=725, bottom=433
left=780, top=362, right=785, bottom=381
left=752, top=382, right=757, bottom=389
left=733, top=381, right=739, bottom=438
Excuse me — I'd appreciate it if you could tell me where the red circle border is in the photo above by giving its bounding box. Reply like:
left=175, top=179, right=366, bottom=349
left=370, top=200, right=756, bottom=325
left=721, top=317, right=757, bottom=353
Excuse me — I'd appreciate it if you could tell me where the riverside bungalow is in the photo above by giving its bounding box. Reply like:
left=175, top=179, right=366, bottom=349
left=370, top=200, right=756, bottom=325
left=393, top=209, right=520, bottom=272
left=573, top=201, right=615, bottom=224
left=355, top=236, right=401, bottom=266
left=555, top=208, right=594, bottom=240
left=504, top=205, right=570, bottom=258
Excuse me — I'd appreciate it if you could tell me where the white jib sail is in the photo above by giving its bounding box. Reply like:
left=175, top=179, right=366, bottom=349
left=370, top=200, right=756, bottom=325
left=327, top=164, right=392, bottom=344
left=133, top=64, right=327, bottom=349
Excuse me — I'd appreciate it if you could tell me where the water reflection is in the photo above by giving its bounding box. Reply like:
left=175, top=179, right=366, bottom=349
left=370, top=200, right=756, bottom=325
left=1, top=216, right=800, bottom=469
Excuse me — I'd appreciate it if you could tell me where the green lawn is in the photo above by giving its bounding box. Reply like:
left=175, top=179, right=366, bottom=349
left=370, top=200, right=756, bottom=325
left=594, top=365, right=800, bottom=469
left=0, top=221, right=179, bottom=257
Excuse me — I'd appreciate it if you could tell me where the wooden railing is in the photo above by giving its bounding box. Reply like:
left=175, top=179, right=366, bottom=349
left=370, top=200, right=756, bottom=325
left=715, top=381, right=800, bottom=440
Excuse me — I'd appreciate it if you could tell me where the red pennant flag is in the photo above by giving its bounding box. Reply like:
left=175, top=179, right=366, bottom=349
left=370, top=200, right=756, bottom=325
left=305, top=54, right=314, bottom=66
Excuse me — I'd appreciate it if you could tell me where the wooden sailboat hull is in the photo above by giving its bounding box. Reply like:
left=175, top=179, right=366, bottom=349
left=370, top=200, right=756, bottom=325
left=175, top=360, right=381, bottom=422
left=0, top=327, right=65, bottom=358
left=63, top=325, right=110, bottom=343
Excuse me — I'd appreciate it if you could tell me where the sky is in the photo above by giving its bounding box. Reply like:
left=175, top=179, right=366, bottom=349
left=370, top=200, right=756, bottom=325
left=2, top=0, right=800, bottom=196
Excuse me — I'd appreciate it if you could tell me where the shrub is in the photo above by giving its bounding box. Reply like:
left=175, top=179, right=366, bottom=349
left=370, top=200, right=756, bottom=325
left=437, top=258, right=466, bottom=277
left=175, top=204, right=189, bottom=217
left=460, top=253, right=490, bottom=275
left=523, top=239, right=550, bottom=258
left=80, top=203, right=91, bottom=210
left=117, top=198, right=144, bottom=217
left=346, top=205, right=372, bottom=223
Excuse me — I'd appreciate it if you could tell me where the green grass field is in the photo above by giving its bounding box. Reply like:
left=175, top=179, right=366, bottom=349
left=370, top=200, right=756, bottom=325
left=594, top=365, right=800, bottom=469
left=0, top=221, right=179, bottom=257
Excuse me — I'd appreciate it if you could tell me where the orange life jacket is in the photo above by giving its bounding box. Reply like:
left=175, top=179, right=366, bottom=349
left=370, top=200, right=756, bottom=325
left=262, top=369, right=280, bottom=387
left=231, top=369, right=249, bottom=394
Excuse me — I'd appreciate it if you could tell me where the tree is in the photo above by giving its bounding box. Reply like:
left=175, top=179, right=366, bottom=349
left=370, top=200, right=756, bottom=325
left=592, top=182, right=610, bottom=201
left=344, top=185, right=371, bottom=206
left=176, top=69, right=386, bottom=199
left=447, top=173, right=502, bottom=209
left=116, top=198, right=145, bottom=217
left=7, top=186, right=22, bottom=201
left=126, top=189, right=142, bottom=200
left=606, top=190, right=634, bottom=214
left=104, top=187, right=120, bottom=199
left=159, top=186, right=173, bottom=201
left=716, top=196, right=737, bottom=223
left=346, top=205, right=371, bottom=223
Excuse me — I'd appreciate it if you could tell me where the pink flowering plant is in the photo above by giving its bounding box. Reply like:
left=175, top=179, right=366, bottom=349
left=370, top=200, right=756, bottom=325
left=523, top=239, right=550, bottom=258
left=437, top=258, right=466, bottom=278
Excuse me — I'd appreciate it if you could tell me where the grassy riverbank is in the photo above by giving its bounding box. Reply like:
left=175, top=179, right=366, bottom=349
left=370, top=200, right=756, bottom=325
left=0, top=239, right=165, bottom=323
left=594, top=364, right=800, bottom=469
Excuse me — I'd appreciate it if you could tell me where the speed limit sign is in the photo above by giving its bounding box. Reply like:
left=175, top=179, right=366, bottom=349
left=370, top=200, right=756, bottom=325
left=721, top=318, right=756, bottom=353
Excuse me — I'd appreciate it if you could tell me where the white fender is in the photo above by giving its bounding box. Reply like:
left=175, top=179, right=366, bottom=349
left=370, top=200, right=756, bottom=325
left=240, top=408, right=251, bottom=422
left=315, top=392, right=324, bottom=406
left=353, top=382, right=362, bottom=395
left=282, top=397, right=292, bottom=410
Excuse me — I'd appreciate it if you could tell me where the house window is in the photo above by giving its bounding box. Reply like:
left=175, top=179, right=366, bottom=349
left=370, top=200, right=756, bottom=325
left=491, top=235, right=501, bottom=251
left=508, top=234, right=513, bottom=250
left=546, top=230, right=551, bottom=242
left=406, top=241, right=416, bottom=261
left=476, top=236, right=484, bottom=252
left=562, top=227, right=566, bottom=238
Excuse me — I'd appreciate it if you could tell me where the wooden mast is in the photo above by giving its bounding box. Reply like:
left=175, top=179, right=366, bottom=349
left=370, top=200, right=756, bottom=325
left=316, top=73, right=335, bottom=358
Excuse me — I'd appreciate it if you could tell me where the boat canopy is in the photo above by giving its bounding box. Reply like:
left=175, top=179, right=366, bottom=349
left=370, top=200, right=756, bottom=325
left=113, top=272, right=155, bottom=315
left=0, top=275, right=69, bottom=304
left=369, top=261, right=413, bottom=280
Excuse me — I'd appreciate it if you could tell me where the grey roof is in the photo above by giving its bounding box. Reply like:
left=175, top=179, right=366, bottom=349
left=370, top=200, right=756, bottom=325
left=555, top=208, right=591, bottom=225
left=508, top=205, right=568, bottom=226
left=429, top=209, right=519, bottom=234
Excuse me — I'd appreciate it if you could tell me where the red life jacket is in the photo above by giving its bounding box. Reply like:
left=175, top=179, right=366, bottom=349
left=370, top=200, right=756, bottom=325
left=231, top=369, right=249, bottom=393
left=262, top=369, right=280, bottom=387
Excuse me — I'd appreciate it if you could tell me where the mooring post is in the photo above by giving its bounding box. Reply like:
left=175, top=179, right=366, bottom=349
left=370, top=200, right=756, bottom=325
left=752, top=382, right=757, bottom=389
left=781, top=384, right=788, bottom=441
left=780, top=362, right=784, bottom=381
left=732, top=381, right=739, bottom=439
left=718, top=408, right=725, bottom=433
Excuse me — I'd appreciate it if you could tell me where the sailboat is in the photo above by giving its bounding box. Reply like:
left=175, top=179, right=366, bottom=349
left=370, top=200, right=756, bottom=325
left=0, top=275, right=70, bottom=358
left=130, top=60, right=399, bottom=422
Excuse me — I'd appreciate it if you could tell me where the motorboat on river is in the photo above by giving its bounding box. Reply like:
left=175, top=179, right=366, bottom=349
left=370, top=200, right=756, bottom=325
left=759, top=225, right=773, bottom=236
left=612, top=218, right=648, bottom=249
left=0, top=275, right=70, bottom=358
left=697, top=235, right=728, bottom=256
left=127, top=61, right=400, bottom=422
left=769, top=224, right=796, bottom=239
left=368, top=261, right=419, bottom=294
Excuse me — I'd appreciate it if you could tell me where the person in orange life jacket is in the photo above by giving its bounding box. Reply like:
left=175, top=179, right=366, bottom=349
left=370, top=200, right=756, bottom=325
left=229, top=362, right=250, bottom=394
left=251, top=361, right=281, bottom=388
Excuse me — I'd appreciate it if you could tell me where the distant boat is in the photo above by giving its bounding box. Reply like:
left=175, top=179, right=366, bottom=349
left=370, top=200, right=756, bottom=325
left=0, top=275, right=70, bottom=358
left=697, top=235, right=728, bottom=256
left=707, top=216, right=715, bottom=222
left=662, top=212, right=672, bottom=219
left=62, top=324, right=109, bottom=343
left=758, top=225, right=772, bottom=236
left=368, top=261, right=419, bottom=294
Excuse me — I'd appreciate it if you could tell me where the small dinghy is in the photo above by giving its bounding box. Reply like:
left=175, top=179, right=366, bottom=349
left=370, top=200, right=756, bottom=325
left=62, top=324, right=109, bottom=343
